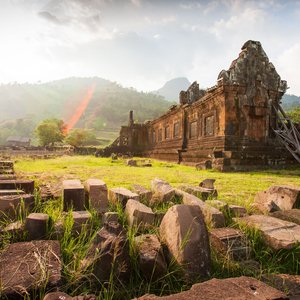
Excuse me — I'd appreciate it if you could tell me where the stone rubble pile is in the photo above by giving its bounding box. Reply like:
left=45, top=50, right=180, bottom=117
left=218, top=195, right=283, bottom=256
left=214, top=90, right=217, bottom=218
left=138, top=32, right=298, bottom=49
left=1, top=163, right=300, bottom=299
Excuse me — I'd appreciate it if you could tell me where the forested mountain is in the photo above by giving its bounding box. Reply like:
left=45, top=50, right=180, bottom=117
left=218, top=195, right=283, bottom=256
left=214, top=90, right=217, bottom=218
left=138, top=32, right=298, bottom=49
left=281, top=94, right=300, bottom=111
left=0, top=77, right=172, bottom=144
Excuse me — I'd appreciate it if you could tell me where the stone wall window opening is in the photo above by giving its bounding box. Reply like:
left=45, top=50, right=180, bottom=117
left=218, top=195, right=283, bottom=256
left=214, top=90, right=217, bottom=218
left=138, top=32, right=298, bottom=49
left=173, top=122, right=180, bottom=138
left=165, top=125, right=170, bottom=139
left=204, top=115, right=214, bottom=136
left=158, top=128, right=162, bottom=142
left=152, top=130, right=156, bottom=144
left=189, top=121, right=197, bottom=138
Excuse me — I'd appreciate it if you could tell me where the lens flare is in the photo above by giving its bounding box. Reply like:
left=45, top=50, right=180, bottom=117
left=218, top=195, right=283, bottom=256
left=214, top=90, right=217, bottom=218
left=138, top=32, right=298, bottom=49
left=64, top=84, right=96, bottom=134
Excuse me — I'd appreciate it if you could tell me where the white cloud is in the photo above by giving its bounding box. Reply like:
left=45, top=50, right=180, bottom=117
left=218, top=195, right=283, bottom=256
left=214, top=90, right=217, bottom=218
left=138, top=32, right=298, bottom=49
left=276, top=43, right=300, bottom=95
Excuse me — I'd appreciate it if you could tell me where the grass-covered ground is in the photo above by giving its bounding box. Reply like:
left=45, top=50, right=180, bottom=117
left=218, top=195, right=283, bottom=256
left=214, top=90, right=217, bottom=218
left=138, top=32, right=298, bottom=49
left=15, top=155, right=300, bottom=211
left=1, top=156, right=300, bottom=299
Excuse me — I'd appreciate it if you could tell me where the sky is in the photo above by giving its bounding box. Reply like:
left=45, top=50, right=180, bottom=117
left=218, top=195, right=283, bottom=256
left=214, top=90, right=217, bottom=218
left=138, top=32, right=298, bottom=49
left=1, top=0, right=300, bottom=95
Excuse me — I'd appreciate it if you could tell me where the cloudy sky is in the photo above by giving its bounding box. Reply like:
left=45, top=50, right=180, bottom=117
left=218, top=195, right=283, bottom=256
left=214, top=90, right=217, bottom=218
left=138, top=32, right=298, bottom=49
left=1, top=0, right=300, bottom=94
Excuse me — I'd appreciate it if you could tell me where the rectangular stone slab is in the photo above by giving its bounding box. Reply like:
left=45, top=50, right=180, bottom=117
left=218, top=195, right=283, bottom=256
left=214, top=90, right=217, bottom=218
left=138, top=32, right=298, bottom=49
left=0, top=240, right=61, bottom=298
left=0, top=174, right=17, bottom=180
left=0, top=189, right=25, bottom=196
left=63, top=179, right=85, bottom=211
left=84, top=179, right=108, bottom=212
left=0, top=180, right=34, bottom=194
left=236, top=214, right=300, bottom=250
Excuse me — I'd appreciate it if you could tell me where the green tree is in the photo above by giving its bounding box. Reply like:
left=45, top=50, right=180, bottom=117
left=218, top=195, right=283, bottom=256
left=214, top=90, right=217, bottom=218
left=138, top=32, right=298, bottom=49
left=35, top=119, right=66, bottom=146
left=65, top=128, right=97, bottom=147
left=287, top=107, right=300, bottom=124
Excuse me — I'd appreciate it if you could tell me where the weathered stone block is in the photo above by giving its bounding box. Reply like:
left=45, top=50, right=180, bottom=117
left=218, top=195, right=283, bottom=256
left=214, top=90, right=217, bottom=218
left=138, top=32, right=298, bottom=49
left=135, top=234, right=167, bottom=280
left=176, top=189, right=225, bottom=228
left=228, top=205, right=247, bottom=217
left=159, top=204, right=211, bottom=281
left=85, top=179, right=108, bottom=212
left=236, top=214, right=300, bottom=250
left=151, top=178, right=175, bottom=203
left=210, top=227, right=250, bottom=261
left=136, top=276, right=288, bottom=299
left=272, top=209, right=300, bottom=225
left=206, top=200, right=228, bottom=211
left=0, top=179, right=34, bottom=194
left=81, top=222, right=130, bottom=282
left=0, top=194, right=34, bottom=220
left=25, top=213, right=49, bottom=240
left=0, top=240, right=61, bottom=299
left=179, top=185, right=217, bottom=200
left=0, top=160, right=14, bottom=168
left=0, top=174, right=16, bottom=180
left=127, top=159, right=137, bottom=166
left=125, top=199, right=155, bottom=228
left=2, top=220, right=24, bottom=237
left=132, top=184, right=153, bottom=203
left=72, top=210, right=92, bottom=234
left=253, top=185, right=300, bottom=213
left=63, top=179, right=86, bottom=211
left=102, top=211, right=119, bottom=223
left=108, top=187, right=139, bottom=208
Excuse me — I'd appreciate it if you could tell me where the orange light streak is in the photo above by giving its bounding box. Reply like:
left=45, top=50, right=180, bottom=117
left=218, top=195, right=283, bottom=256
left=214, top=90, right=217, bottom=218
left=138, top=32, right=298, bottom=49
left=64, top=84, right=96, bottom=135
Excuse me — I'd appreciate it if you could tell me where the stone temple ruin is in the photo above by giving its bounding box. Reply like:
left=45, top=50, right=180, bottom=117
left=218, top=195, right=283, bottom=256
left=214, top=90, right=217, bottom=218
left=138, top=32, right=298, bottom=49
left=104, top=40, right=299, bottom=170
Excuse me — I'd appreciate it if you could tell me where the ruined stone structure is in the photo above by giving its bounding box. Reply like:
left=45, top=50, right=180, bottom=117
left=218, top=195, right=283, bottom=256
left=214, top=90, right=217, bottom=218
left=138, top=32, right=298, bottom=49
left=115, top=40, right=294, bottom=170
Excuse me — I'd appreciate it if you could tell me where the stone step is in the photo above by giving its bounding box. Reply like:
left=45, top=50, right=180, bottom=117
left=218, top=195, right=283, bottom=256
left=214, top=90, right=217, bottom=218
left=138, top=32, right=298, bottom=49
left=0, top=189, right=25, bottom=196
left=0, top=161, right=14, bottom=168
left=0, top=174, right=17, bottom=180
left=0, top=180, right=34, bottom=194
left=236, top=214, right=300, bottom=250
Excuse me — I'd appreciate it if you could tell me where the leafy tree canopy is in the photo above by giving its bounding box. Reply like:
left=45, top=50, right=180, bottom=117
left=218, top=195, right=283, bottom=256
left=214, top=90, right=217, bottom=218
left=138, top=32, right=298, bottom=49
left=35, top=118, right=66, bottom=146
left=287, top=107, right=300, bottom=124
left=65, top=128, right=98, bottom=147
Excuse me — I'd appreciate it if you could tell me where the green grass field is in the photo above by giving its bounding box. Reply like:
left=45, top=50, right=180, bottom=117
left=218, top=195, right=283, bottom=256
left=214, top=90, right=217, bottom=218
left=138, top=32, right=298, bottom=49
left=15, top=155, right=300, bottom=210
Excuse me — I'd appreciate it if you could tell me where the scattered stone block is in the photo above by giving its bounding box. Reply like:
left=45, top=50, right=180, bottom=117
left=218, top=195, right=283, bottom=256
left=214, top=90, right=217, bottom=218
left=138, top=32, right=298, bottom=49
left=136, top=276, right=288, bottom=299
left=0, top=194, right=34, bottom=220
left=253, top=185, right=300, bottom=213
left=85, top=179, right=108, bottom=213
left=151, top=178, right=175, bottom=203
left=81, top=222, right=130, bottom=282
left=210, top=227, right=250, bottom=261
left=236, top=214, right=300, bottom=250
left=0, top=179, right=34, bottom=194
left=63, top=179, right=86, bottom=211
left=176, top=189, right=225, bottom=228
left=0, top=240, right=61, bottom=299
left=127, top=159, right=137, bottom=166
left=160, top=204, right=211, bottom=281
left=135, top=234, right=167, bottom=280
left=132, top=184, right=152, bottom=203
left=199, top=178, right=215, bottom=189
left=108, top=187, right=139, bottom=208
left=179, top=185, right=217, bottom=200
left=125, top=199, right=155, bottom=228
left=72, top=210, right=92, bottom=234
left=262, top=273, right=300, bottom=298
left=228, top=205, right=247, bottom=217
left=102, top=211, right=119, bottom=223
left=206, top=200, right=228, bottom=211
left=25, top=213, right=49, bottom=240
left=271, top=209, right=300, bottom=225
